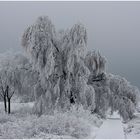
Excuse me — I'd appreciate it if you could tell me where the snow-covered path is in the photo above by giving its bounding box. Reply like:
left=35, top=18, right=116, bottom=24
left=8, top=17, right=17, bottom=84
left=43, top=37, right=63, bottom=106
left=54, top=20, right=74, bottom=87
left=96, top=118, right=125, bottom=139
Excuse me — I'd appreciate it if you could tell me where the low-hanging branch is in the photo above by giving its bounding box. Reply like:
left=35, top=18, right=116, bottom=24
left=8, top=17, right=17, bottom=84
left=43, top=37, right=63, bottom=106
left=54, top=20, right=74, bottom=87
left=51, top=39, right=60, bottom=53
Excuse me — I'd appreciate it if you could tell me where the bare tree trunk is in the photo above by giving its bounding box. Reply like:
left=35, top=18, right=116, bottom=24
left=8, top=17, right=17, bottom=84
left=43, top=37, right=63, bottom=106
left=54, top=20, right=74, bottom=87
left=4, top=95, right=7, bottom=112
left=6, top=85, right=11, bottom=114
left=8, top=98, right=10, bottom=114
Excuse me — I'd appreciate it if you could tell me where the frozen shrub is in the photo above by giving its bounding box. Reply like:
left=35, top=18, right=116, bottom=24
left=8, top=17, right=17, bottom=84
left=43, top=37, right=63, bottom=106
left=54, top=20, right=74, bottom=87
left=31, top=105, right=101, bottom=138
left=0, top=104, right=101, bottom=139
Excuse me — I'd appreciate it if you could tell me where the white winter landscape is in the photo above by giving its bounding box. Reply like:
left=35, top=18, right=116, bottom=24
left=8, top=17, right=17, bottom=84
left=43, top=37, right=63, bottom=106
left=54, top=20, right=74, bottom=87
left=0, top=1, right=140, bottom=139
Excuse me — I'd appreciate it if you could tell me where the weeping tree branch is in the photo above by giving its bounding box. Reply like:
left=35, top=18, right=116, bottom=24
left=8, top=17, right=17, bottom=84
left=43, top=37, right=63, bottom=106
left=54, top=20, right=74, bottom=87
left=0, top=86, right=4, bottom=98
left=1, top=86, right=5, bottom=96
left=51, top=39, right=60, bottom=53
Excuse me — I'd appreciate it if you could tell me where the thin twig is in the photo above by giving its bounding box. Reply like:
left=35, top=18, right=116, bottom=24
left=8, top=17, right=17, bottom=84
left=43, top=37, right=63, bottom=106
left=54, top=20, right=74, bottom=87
left=9, top=91, right=14, bottom=99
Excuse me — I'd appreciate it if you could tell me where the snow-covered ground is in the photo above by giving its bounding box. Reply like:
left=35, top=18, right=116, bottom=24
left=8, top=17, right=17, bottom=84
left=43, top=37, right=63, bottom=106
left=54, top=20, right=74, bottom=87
left=124, top=112, right=140, bottom=139
left=0, top=102, right=101, bottom=139
left=2, top=101, right=140, bottom=139
left=94, top=112, right=126, bottom=139
left=95, top=111, right=140, bottom=139
left=96, top=118, right=125, bottom=139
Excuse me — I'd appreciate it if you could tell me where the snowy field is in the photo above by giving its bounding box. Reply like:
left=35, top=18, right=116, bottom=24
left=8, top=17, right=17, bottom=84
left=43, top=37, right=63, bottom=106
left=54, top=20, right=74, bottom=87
left=0, top=102, right=101, bottom=139
left=1, top=101, right=140, bottom=139
left=96, top=118, right=125, bottom=139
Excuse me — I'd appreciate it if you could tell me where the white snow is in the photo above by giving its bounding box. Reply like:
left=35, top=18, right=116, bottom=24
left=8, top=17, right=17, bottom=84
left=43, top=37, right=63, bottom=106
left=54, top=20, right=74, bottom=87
left=96, top=118, right=125, bottom=139
left=95, top=112, right=125, bottom=139
left=124, top=112, right=140, bottom=139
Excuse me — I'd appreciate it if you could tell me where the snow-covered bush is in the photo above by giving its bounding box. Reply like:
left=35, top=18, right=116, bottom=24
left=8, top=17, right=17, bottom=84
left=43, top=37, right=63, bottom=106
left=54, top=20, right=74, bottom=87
left=65, top=104, right=102, bottom=127
left=0, top=103, right=101, bottom=139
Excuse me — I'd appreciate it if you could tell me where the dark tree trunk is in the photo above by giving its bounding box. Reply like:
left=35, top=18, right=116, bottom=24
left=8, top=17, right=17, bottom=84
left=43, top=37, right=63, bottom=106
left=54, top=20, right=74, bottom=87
left=6, top=85, right=11, bottom=114
left=70, top=91, right=75, bottom=104
left=4, top=95, right=7, bottom=112
left=8, top=98, right=10, bottom=114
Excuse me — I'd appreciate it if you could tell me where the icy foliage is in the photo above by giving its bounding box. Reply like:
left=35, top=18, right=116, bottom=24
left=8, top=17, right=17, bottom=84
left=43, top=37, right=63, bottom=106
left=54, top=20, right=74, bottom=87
left=83, top=50, right=139, bottom=120
left=0, top=52, right=39, bottom=102
left=108, top=74, right=139, bottom=121
left=84, top=50, right=109, bottom=117
left=22, top=16, right=95, bottom=115
left=91, top=76, right=111, bottom=118
left=22, top=16, right=56, bottom=79
left=0, top=60, right=19, bottom=98
left=85, top=50, right=106, bottom=77
left=87, top=72, right=139, bottom=120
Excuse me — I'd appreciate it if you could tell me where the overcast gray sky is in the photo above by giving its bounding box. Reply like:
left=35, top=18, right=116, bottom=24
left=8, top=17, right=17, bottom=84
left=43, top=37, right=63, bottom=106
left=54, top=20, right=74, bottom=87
left=0, top=1, right=140, bottom=88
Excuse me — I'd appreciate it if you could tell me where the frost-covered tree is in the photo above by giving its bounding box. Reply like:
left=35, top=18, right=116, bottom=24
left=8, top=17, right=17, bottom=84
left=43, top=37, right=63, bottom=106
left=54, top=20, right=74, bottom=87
left=84, top=50, right=109, bottom=117
left=12, top=55, right=39, bottom=102
left=0, top=67, right=18, bottom=114
left=0, top=52, right=39, bottom=112
left=108, top=74, right=139, bottom=121
left=0, top=75, right=7, bottom=112
left=84, top=50, right=139, bottom=120
left=22, top=16, right=95, bottom=115
left=0, top=51, right=16, bottom=112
